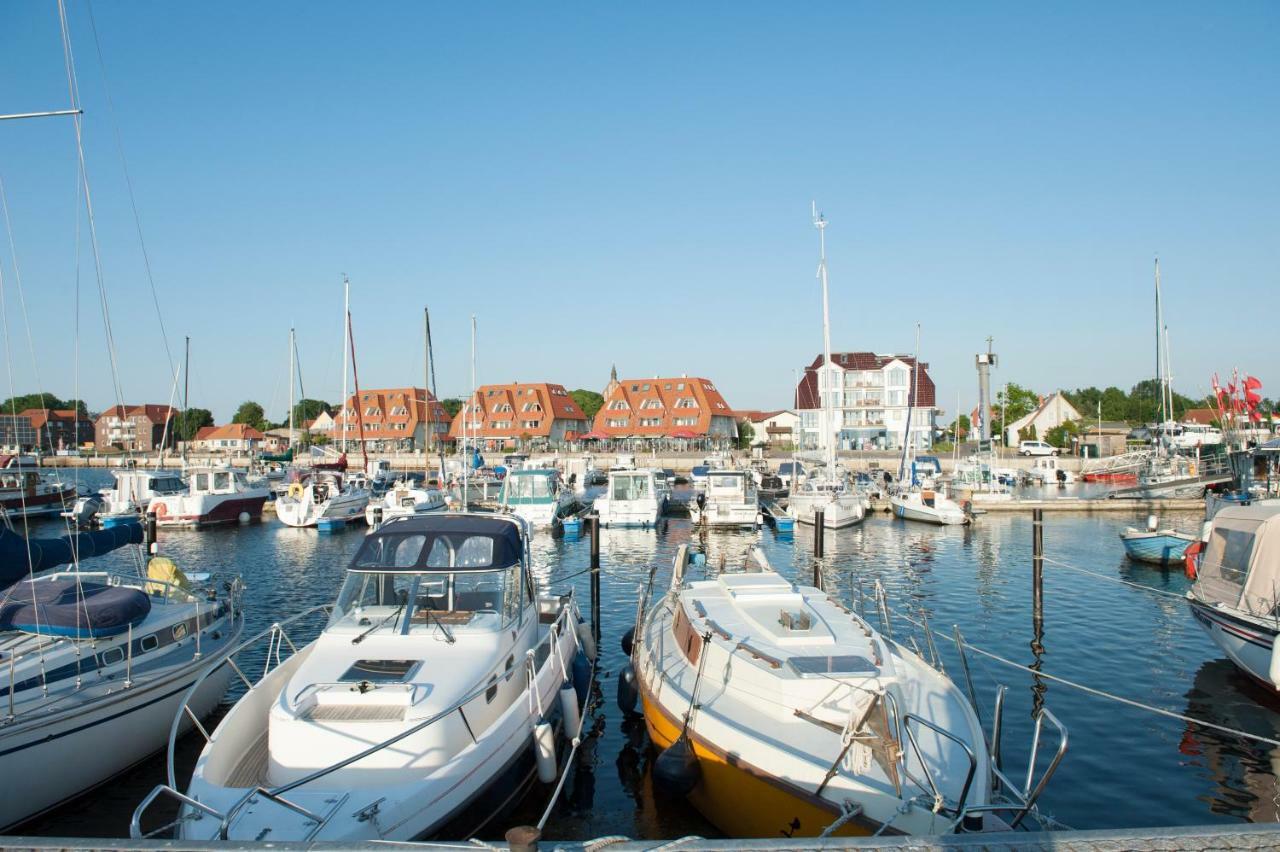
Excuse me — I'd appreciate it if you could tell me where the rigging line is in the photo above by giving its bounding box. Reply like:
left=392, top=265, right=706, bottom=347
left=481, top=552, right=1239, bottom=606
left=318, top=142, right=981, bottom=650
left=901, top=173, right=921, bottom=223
left=83, top=0, right=175, bottom=376
left=57, top=0, right=132, bottom=457
left=0, top=174, right=84, bottom=556
left=872, top=593, right=1280, bottom=751
left=1040, top=555, right=1189, bottom=601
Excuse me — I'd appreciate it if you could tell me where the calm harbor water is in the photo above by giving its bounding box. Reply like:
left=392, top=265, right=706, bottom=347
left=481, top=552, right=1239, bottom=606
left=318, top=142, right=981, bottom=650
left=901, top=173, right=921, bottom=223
left=13, top=476, right=1280, bottom=839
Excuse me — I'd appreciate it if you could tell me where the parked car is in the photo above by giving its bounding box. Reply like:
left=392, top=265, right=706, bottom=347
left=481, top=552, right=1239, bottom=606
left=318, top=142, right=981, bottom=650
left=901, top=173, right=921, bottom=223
left=1018, top=440, right=1058, bottom=457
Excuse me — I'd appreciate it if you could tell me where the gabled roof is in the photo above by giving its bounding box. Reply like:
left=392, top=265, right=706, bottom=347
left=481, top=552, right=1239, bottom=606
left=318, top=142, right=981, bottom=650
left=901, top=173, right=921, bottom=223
left=95, top=404, right=177, bottom=422
left=592, top=375, right=734, bottom=437
left=449, top=382, right=585, bottom=439
left=796, top=353, right=936, bottom=409
left=200, top=423, right=264, bottom=441
left=19, top=408, right=84, bottom=429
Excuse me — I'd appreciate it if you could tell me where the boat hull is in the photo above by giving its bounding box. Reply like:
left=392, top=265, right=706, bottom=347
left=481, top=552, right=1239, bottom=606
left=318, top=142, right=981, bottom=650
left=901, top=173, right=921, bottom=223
left=639, top=672, right=870, bottom=838
left=1189, top=598, right=1280, bottom=694
left=153, top=494, right=267, bottom=528
left=890, top=497, right=967, bottom=526
left=0, top=633, right=238, bottom=832
left=1120, top=530, right=1194, bottom=565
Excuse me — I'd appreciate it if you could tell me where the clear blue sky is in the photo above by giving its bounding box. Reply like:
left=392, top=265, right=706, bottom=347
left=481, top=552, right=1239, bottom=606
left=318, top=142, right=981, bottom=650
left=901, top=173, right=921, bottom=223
left=1, top=2, right=1276, bottom=423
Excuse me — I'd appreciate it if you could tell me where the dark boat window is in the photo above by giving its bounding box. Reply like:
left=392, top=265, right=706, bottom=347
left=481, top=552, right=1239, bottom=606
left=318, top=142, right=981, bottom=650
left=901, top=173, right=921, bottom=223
left=339, top=659, right=422, bottom=683
left=140, top=634, right=160, bottom=652
left=788, top=655, right=878, bottom=676
left=101, top=647, right=125, bottom=666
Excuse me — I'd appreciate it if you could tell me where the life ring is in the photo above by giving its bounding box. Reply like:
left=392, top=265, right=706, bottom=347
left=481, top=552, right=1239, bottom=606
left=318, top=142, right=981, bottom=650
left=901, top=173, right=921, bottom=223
left=153, top=502, right=168, bottom=519
left=1184, top=539, right=1203, bottom=580
left=287, top=482, right=305, bottom=500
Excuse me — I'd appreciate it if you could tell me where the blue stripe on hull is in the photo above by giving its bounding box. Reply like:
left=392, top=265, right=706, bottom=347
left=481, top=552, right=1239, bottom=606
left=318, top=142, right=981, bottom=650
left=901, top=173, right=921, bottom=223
left=1120, top=533, right=1192, bottom=564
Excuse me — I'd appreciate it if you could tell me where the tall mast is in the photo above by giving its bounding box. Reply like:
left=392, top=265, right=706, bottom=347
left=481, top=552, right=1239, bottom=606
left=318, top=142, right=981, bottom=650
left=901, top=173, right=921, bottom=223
left=183, top=336, right=190, bottom=413
left=898, top=323, right=921, bottom=483
left=1154, top=258, right=1165, bottom=427
left=341, top=274, right=350, bottom=454
left=288, top=327, right=295, bottom=451
left=813, top=203, right=836, bottom=473
left=464, top=315, right=476, bottom=508
left=430, top=305, right=435, bottom=478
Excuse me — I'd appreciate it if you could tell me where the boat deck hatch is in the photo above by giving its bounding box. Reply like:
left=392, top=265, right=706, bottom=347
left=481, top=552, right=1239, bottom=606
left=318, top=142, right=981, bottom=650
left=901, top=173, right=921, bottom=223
left=778, top=609, right=812, bottom=631
left=787, top=655, right=878, bottom=676
left=339, top=659, right=422, bottom=683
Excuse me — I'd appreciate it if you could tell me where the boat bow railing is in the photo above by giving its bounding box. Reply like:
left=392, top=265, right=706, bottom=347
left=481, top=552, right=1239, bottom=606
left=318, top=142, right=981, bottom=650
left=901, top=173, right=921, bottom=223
left=130, top=595, right=582, bottom=841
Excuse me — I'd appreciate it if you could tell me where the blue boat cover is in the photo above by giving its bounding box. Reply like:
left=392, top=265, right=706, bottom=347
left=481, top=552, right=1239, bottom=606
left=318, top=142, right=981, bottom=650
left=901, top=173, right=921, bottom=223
left=0, top=577, right=151, bottom=638
left=0, top=522, right=144, bottom=589
left=352, top=513, right=523, bottom=571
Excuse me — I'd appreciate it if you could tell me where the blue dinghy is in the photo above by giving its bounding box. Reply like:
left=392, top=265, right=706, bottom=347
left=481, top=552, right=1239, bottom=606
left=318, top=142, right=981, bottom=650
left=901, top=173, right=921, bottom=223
left=1119, top=525, right=1195, bottom=565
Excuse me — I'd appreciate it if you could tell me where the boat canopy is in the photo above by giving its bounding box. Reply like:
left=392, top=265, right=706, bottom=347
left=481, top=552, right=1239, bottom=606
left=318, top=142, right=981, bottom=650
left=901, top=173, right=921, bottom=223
left=350, top=514, right=523, bottom=572
left=1195, top=505, right=1280, bottom=616
left=0, top=522, right=144, bottom=588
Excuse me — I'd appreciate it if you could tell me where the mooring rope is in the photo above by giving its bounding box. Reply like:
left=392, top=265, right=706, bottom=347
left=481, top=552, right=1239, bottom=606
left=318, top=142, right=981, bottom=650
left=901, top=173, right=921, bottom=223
left=1040, top=555, right=1189, bottom=600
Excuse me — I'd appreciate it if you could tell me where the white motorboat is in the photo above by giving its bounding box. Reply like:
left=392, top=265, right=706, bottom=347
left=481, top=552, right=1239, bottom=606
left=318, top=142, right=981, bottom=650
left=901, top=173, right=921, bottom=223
left=652, top=469, right=673, bottom=510
left=689, top=470, right=759, bottom=528
left=1187, top=504, right=1280, bottom=692
left=0, top=557, right=242, bottom=832
left=949, top=454, right=1013, bottom=504
left=787, top=471, right=865, bottom=528
left=68, top=468, right=186, bottom=528
left=631, top=545, right=1066, bottom=838
left=139, top=513, right=588, bottom=842
left=275, top=471, right=370, bottom=528
left=890, top=488, right=969, bottom=526
left=147, top=466, right=270, bottom=529
left=365, top=479, right=447, bottom=526
left=595, top=469, right=663, bottom=528
left=499, top=469, right=574, bottom=528
left=1025, top=457, right=1075, bottom=486
left=0, top=454, right=77, bottom=519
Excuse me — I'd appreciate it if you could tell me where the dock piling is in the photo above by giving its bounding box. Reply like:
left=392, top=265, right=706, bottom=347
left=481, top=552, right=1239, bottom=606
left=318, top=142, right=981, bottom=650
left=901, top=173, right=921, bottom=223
left=144, top=511, right=158, bottom=555
left=1032, top=508, right=1044, bottom=616
left=589, top=514, right=601, bottom=646
left=813, top=508, right=825, bottom=558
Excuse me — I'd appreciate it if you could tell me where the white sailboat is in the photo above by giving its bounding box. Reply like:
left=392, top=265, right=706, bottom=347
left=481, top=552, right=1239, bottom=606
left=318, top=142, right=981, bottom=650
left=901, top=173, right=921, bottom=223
left=788, top=207, right=865, bottom=530
left=890, top=326, right=969, bottom=525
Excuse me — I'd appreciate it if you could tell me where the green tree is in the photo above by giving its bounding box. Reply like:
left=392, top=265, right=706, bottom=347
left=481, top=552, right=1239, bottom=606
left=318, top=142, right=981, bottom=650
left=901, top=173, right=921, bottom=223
left=1044, top=420, right=1080, bottom=448
left=1, top=393, right=89, bottom=415
left=737, top=420, right=756, bottom=449
left=174, top=408, right=214, bottom=442
left=949, top=413, right=971, bottom=441
left=994, top=383, right=1040, bottom=438
left=440, top=398, right=464, bottom=417
left=232, top=400, right=268, bottom=431
left=569, top=389, right=605, bottom=420
left=290, top=398, right=330, bottom=426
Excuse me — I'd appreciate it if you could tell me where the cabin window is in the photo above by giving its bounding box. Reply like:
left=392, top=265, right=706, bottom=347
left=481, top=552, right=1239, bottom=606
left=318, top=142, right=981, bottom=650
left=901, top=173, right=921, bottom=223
left=453, top=571, right=503, bottom=613
left=486, top=675, right=499, bottom=703
left=425, top=535, right=495, bottom=569
left=140, top=634, right=160, bottom=653
left=101, top=647, right=126, bottom=666
left=214, top=472, right=231, bottom=490
left=612, top=475, right=651, bottom=500
left=194, top=473, right=209, bottom=491
left=501, top=564, right=522, bottom=623
left=1213, top=527, right=1256, bottom=586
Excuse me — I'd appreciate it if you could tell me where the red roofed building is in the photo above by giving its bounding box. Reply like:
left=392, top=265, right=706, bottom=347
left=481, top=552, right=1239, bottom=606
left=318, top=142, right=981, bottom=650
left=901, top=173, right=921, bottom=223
left=20, top=408, right=94, bottom=453
left=94, top=404, right=178, bottom=451
left=795, top=352, right=937, bottom=450
left=593, top=374, right=737, bottom=442
left=192, top=423, right=265, bottom=454
left=334, top=387, right=452, bottom=452
left=450, top=382, right=588, bottom=449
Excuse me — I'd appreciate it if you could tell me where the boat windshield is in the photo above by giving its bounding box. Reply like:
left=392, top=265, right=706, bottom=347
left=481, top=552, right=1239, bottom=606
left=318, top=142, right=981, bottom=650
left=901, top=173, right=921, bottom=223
left=708, top=474, right=745, bottom=492
left=329, top=563, right=524, bottom=630
left=506, top=474, right=553, bottom=500
left=611, top=474, right=651, bottom=500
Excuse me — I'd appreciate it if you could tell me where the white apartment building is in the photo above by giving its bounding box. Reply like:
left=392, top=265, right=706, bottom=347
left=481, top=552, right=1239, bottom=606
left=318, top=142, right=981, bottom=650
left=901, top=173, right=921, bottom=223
left=795, top=352, right=937, bottom=451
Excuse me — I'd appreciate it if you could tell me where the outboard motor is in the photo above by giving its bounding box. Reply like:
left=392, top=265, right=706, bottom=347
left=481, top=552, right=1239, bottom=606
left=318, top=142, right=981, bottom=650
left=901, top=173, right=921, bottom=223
left=68, top=494, right=102, bottom=528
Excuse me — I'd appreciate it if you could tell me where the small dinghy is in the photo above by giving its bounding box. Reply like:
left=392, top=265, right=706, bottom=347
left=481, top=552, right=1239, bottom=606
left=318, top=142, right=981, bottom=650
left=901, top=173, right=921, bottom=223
left=890, top=488, right=969, bottom=526
left=1119, top=515, right=1195, bottom=565
left=136, top=512, right=589, bottom=842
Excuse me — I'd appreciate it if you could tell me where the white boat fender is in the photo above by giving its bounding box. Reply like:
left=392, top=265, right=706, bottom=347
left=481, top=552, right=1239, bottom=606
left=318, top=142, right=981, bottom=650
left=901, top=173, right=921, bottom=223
left=575, top=621, right=597, bottom=662
left=238, top=511, right=251, bottom=524
left=616, top=662, right=638, bottom=715
left=620, top=626, right=635, bottom=658
left=653, top=733, right=701, bottom=797
left=1269, top=634, right=1280, bottom=690
left=1147, top=515, right=1159, bottom=532
left=559, top=683, right=582, bottom=740
left=533, top=720, right=557, bottom=783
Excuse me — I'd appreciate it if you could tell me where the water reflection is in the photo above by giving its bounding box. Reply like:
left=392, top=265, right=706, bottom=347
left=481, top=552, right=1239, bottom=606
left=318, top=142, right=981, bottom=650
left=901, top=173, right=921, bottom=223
left=12, top=480, right=1280, bottom=837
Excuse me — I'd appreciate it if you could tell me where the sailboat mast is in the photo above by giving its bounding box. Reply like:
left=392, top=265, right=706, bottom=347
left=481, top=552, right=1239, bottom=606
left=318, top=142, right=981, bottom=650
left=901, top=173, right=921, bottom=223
left=464, top=315, right=476, bottom=508
left=341, top=275, right=350, bottom=454
left=813, top=204, right=836, bottom=473
left=288, top=327, right=295, bottom=450
left=1154, top=258, right=1165, bottom=427
left=430, top=305, right=435, bottom=478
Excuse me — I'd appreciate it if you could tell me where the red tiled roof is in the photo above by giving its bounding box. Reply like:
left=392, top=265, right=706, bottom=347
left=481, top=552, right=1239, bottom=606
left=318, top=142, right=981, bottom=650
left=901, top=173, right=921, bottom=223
left=95, top=404, right=178, bottom=422
left=449, top=382, right=586, bottom=439
left=19, top=408, right=83, bottom=429
left=202, top=423, right=263, bottom=441
left=592, top=376, right=734, bottom=438
left=335, top=387, right=451, bottom=441
left=1183, top=408, right=1217, bottom=425
left=796, top=353, right=936, bottom=409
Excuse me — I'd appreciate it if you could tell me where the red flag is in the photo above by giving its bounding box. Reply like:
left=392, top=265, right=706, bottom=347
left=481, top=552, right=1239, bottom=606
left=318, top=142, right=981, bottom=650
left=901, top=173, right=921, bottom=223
left=1246, top=376, right=1263, bottom=406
